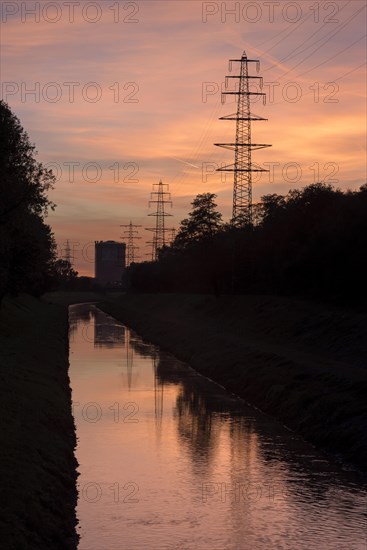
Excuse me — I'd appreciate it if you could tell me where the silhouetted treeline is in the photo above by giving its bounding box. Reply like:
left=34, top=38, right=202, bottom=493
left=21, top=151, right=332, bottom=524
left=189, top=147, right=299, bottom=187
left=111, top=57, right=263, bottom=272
left=56, top=272, right=107, bottom=292
left=0, top=101, right=71, bottom=304
left=128, top=184, right=367, bottom=302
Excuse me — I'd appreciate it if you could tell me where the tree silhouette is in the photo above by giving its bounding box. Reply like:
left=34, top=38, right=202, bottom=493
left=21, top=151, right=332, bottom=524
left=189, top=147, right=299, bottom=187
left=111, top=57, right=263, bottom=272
left=0, top=101, right=57, bottom=303
left=128, top=182, right=367, bottom=302
left=52, top=259, right=79, bottom=289
left=173, top=193, right=223, bottom=249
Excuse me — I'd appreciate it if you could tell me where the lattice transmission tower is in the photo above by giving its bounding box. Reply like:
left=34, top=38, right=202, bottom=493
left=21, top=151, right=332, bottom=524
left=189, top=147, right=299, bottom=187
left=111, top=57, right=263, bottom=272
left=64, top=239, right=73, bottom=265
left=215, top=51, right=271, bottom=226
left=170, top=228, right=176, bottom=245
left=120, top=221, right=141, bottom=266
left=146, top=180, right=173, bottom=261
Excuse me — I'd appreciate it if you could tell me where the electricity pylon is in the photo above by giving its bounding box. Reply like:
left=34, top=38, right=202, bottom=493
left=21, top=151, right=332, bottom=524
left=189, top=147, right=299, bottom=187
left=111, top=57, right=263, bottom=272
left=145, top=180, right=173, bottom=261
left=215, top=51, right=271, bottom=226
left=64, top=239, right=73, bottom=265
left=170, top=228, right=176, bottom=245
left=120, top=221, right=141, bottom=266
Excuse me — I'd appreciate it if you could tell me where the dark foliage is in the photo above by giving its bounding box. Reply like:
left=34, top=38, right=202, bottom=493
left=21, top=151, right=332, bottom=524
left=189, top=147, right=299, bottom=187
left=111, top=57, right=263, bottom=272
left=173, top=193, right=223, bottom=249
left=128, top=183, right=367, bottom=302
left=0, top=101, right=57, bottom=302
left=52, top=259, right=79, bottom=289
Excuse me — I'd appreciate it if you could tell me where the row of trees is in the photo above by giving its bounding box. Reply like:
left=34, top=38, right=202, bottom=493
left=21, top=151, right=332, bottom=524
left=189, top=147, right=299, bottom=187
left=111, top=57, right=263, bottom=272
left=128, top=184, right=367, bottom=301
left=2, top=99, right=365, bottom=303
left=0, top=101, right=76, bottom=305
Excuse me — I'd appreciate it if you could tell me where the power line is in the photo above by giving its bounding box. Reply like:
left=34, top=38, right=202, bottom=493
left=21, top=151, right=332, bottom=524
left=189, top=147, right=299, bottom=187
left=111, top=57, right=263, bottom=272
left=276, top=3, right=366, bottom=80
left=296, top=33, right=366, bottom=78
left=262, top=0, right=352, bottom=73
left=334, top=60, right=367, bottom=82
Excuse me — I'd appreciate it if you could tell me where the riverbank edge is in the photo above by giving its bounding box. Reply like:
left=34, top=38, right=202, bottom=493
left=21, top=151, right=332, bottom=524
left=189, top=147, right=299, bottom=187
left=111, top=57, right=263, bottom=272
left=0, top=294, right=79, bottom=549
left=99, top=293, right=367, bottom=471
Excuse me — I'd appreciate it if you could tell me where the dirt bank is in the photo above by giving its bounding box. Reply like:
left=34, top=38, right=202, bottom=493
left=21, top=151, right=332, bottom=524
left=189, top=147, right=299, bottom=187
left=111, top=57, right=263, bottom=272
left=0, top=295, right=78, bottom=549
left=99, top=293, right=367, bottom=471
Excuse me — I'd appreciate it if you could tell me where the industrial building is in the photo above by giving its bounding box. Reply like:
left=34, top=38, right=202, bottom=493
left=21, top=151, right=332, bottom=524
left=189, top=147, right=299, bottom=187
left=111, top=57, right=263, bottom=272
left=95, top=240, right=126, bottom=286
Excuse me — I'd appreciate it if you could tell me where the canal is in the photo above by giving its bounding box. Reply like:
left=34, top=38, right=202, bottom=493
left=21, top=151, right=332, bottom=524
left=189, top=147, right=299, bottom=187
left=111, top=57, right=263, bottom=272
left=69, top=303, right=367, bottom=550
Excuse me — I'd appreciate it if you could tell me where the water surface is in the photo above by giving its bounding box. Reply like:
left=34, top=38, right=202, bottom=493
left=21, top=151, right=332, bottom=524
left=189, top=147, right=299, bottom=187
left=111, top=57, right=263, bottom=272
left=69, top=304, right=367, bottom=550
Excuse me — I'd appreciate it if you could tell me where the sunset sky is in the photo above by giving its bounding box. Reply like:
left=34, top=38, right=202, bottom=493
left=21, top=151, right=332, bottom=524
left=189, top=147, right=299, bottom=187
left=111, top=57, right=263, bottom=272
left=1, top=0, right=366, bottom=275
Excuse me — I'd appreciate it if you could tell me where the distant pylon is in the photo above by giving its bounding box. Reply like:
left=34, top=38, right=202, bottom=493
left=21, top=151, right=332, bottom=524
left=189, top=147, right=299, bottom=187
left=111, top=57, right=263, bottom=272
left=170, top=228, right=176, bottom=245
left=145, top=180, right=173, bottom=261
left=64, top=240, right=73, bottom=265
left=215, top=51, right=271, bottom=226
left=120, top=221, right=141, bottom=266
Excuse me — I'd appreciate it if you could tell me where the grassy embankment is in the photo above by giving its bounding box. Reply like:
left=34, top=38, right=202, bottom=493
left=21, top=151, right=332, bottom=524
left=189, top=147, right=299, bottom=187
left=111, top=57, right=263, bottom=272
left=99, top=293, right=367, bottom=470
left=0, top=293, right=97, bottom=549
